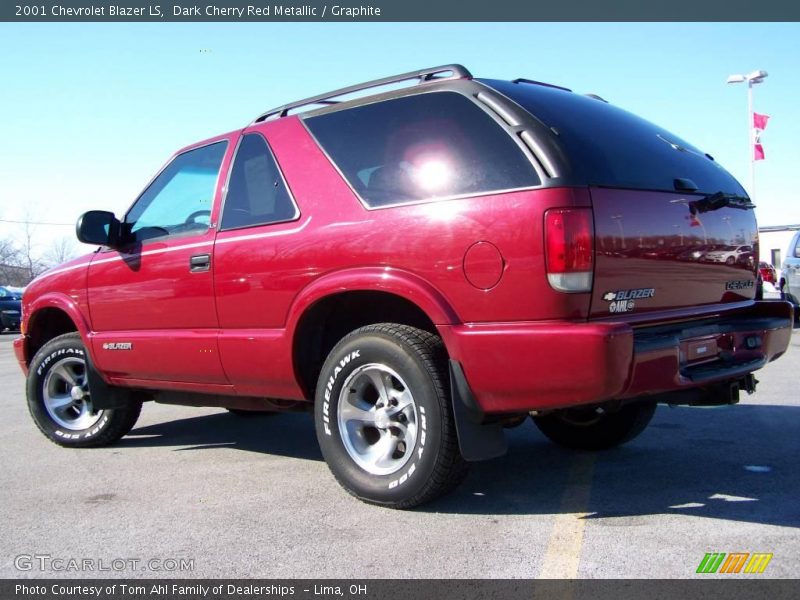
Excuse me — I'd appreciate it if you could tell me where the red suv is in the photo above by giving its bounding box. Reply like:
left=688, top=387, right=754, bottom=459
left=15, top=65, right=793, bottom=508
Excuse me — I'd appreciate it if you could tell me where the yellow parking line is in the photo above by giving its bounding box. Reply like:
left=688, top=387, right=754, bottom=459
left=538, top=453, right=597, bottom=580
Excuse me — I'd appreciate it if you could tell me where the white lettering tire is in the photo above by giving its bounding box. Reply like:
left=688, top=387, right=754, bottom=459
left=27, top=333, right=142, bottom=448
left=314, top=324, right=467, bottom=508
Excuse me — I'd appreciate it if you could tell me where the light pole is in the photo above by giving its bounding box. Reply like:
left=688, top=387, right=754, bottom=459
left=726, top=70, right=768, bottom=202
left=610, top=214, right=625, bottom=249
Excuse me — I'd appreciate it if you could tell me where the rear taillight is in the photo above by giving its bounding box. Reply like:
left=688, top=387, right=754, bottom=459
left=545, top=208, right=594, bottom=293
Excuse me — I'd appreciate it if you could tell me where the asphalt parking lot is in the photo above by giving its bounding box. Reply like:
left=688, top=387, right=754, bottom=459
left=1, top=328, right=798, bottom=579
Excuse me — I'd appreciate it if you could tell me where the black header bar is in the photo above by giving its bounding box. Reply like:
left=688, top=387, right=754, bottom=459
left=4, top=579, right=800, bottom=600
left=3, top=0, right=800, bottom=22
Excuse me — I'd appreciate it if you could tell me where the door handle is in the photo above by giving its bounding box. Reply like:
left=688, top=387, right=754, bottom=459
left=190, top=253, right=211, bottom=272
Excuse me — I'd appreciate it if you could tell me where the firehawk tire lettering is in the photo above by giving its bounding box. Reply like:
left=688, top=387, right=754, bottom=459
left=322, top=350, right=360, bottom=436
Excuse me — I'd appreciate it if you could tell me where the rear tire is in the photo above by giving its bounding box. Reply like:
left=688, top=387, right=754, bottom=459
left=533, top=401, right=656, bottom=450
left=27, top=333, right=142, bottom=448
left=314, top=324, right=468, bottom=509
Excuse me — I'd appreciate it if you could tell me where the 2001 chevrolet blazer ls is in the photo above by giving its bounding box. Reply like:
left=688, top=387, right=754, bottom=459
left=14, top=65, right=793, bottom=508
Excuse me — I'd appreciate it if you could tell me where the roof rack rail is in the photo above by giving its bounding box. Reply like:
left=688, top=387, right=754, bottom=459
left=512, top=78, right=572, bottom=93
left=584, top=93, right=608, bottom=103
left=252, top=64, right=472, bottom=123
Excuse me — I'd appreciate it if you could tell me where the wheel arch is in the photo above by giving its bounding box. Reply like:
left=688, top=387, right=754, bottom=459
left=24, top=294, right=90, bottom=366
left=288, top=268, right=459, bottom=399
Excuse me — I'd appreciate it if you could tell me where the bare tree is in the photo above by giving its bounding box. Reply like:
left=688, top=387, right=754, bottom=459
left=0, top=236, right=32, bottom=286
left=0, top=236, right=21, bottom=283
left=0, top=236, right=19, bottom=265
left=44, top=236, right=78, bottom=268
left=18, top=218, right=45, bottom=280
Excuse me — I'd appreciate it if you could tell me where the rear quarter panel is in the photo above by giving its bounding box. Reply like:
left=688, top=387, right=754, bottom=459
left=240, top=116, right=592, bottom=328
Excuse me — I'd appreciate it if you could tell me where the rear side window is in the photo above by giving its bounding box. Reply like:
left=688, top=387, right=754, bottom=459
left=304, top=91, right=540, bottom=207
left=221, top=133, right=298, bottom=230
left=481, top=79, right=746, bottom=195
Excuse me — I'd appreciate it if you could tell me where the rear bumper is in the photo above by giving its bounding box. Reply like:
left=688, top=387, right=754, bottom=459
left=438, top=300, right=793, bottom=414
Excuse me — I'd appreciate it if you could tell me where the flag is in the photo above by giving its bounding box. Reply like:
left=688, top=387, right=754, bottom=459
left=753, top=112, right=770, bottom=130
left=754, top=143, right=765, bottom=161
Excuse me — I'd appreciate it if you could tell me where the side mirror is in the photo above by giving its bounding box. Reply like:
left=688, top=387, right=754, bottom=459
left=76, top=211, right=122, bottom=247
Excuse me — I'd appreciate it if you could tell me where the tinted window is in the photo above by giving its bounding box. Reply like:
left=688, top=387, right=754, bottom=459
left=304, top=91, right=539, bottom=207
left=481, top=79, right=746, bottom=195
left=221, top=134, right=297, bottom=230
left=127, top=141, right=227, bottom=241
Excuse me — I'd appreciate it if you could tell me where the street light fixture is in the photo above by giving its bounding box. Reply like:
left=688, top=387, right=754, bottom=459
left=727, top=69, right=768, bottom=202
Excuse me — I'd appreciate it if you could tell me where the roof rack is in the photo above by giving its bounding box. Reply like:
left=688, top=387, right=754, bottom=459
left=512, top=78, right=572, bottom=93
left=252, top=64, right=472, bottom=123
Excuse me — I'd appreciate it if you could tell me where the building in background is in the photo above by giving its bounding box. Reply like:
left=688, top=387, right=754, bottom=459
left=759, top=225, right=800, bottom=269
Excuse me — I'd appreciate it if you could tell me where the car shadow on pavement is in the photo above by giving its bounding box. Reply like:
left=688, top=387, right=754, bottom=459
left=117, top=403, right=799, bottom=528
left=119, top=410, right=323, bottom=462
left=428, top=404, right=800, bottom=528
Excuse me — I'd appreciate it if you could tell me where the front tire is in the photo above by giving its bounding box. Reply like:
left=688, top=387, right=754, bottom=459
left=27, top=333, right=142, bottom=448
left=314, top=324, right=467, bottom=509
left=533, top=401, right=656, bottom=450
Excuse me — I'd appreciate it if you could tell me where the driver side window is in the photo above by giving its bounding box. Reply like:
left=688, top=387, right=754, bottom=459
left=126, top=141, right=227, bottom=242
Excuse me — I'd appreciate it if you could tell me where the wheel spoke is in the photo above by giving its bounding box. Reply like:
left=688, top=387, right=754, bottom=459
left=340, top=399, right=377, bottom=426
left=390, top=419, right=408, bottom=437
left=386, top=388, right=414, bottom=417
left=47, top=394, right=75, bottom=410
left=365, top=369, right=391, bottom=405
left=53, top=364, right=78, bottom=387
left=371, top=433, right=398, bottom=468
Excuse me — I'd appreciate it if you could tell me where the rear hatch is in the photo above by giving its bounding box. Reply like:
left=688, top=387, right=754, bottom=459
left=589, top=187, right=756, bottom=318
left=479, top=79, right=758, bottom=319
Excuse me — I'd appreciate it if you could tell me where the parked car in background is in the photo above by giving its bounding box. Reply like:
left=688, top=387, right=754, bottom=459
left=703, top=244, right=754, bottom=265
left=0, top=286, right=22, bottom=332
left=780, top=231, right=800, bottom=321
left=759, top=261, right=777, bottom=285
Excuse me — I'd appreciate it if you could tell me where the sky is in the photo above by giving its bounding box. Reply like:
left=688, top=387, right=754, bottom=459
left=1, top=22, right=799, bottom=261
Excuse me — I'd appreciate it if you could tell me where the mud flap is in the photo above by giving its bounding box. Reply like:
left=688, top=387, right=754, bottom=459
left=85, top=351, right=131, bottom=409
left=449, top=360, right=507, bottom=462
